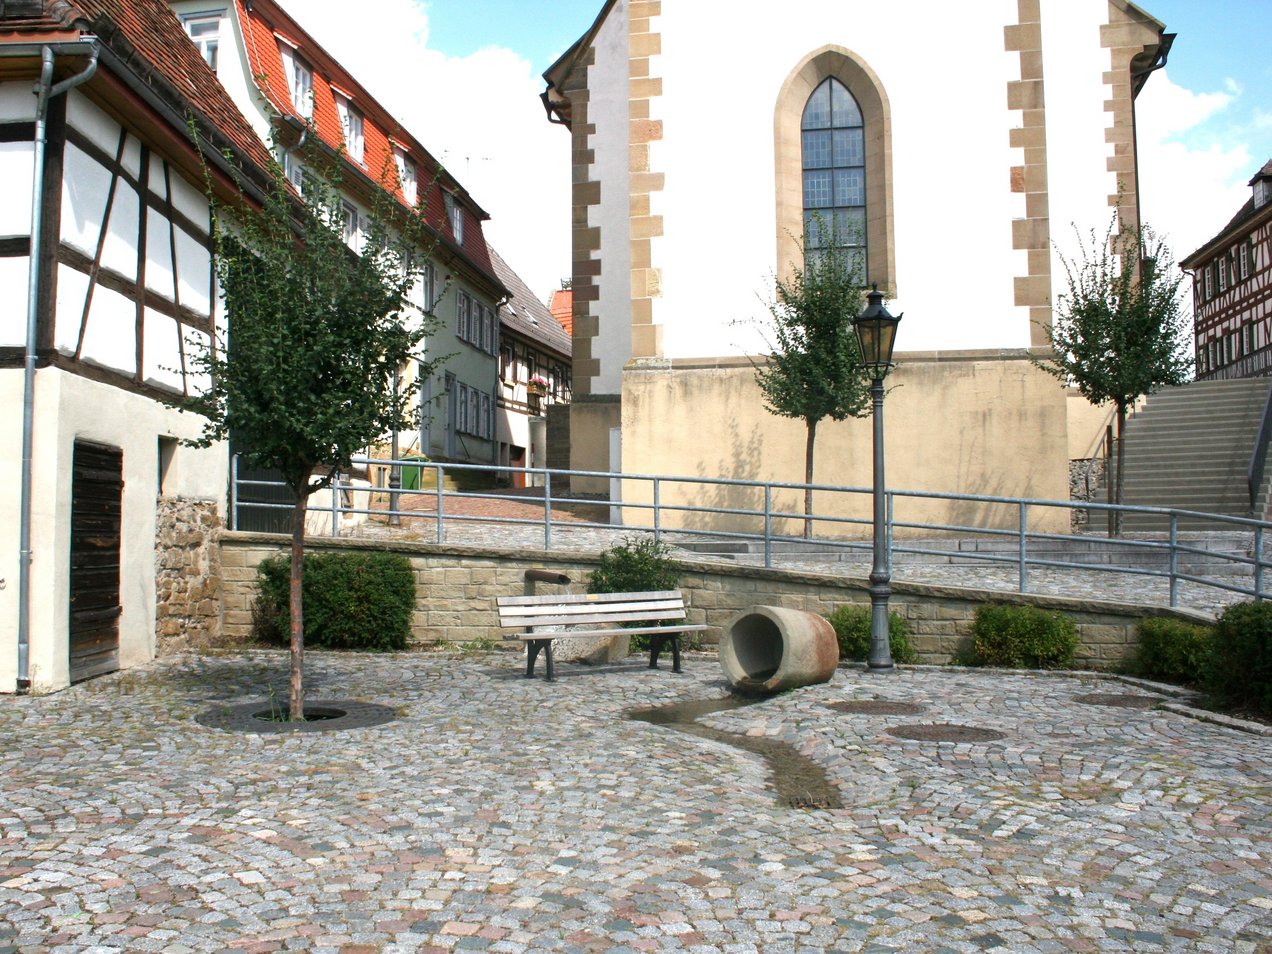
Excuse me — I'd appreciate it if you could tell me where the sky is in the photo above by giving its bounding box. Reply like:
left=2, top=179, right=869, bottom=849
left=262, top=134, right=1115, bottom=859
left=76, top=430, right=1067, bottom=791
left=274, top=0, right=1272, bottom=300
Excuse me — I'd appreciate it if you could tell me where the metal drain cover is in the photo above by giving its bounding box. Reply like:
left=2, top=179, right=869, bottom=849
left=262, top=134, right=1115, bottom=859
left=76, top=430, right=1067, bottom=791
left=826, top=700, right=927, bottom=716
left=1075, top=692, right=1160, bottom=709
left=887, top=723, right=1006, bottom=743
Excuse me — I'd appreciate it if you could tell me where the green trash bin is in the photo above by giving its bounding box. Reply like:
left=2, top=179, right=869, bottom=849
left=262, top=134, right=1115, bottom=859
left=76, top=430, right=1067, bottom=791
left=399, top=455, right=427, bottom=492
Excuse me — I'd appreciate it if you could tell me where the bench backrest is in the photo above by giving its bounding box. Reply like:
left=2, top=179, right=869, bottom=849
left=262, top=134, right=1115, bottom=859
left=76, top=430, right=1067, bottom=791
left=497, top=590, right=687, bottom=630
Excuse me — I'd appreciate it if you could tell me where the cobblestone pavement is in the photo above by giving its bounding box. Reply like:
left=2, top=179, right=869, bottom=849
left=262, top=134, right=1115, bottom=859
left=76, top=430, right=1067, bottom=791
left=2, top=652, right=1269, bottom=953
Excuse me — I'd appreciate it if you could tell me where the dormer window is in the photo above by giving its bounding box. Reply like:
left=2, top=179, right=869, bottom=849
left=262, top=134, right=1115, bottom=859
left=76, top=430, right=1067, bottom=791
left=278, top=41, right=313, bottom=119
left=1256, top=178, right=1272, bottom=210
left=333, top=92, right=364, bottom=164
left=444, top=193, right=464, bottom=244
left=393, top=146, right=417, bottom=206
left=182, top=11, right=223, bottom=71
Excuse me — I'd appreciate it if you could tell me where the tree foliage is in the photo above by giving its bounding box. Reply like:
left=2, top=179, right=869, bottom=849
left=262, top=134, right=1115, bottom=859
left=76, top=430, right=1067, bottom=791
left=1034, top=219, right=1192, bottom=534
left=753, top=231, right=872, bottom=536
left=182, top=136, right=443, bottom=717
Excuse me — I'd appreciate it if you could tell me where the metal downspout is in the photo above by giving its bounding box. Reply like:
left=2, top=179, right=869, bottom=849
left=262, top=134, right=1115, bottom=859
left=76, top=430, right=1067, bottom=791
left=17, top=44, right=98, bottom=693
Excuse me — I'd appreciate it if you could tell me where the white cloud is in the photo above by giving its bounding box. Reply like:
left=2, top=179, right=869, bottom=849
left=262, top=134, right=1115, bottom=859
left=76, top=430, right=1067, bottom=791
left=274, top=0, right=571, bottom=302
left=1134, top=71, right=1251, bottom=261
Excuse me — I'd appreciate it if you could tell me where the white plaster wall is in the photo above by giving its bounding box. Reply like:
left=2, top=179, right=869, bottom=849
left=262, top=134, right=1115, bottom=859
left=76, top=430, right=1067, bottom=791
left=646, top=0, right=1093, bottom=358
left=60, top=142, right=111, bottom=256
left=589, top=0, right=632, bottom=395
left=0, top=85, right=36, bottom=122
left=0, top=372, right=21, bottom=691
left=66, top=92, right=123, bottom=158
left=0, top=142, right=33, bottom=237
left=1041, top=0, right=1122, bottom=271
left=0, top=256, right=29, bottom=347
left=18, top=369, right=226, bottom=693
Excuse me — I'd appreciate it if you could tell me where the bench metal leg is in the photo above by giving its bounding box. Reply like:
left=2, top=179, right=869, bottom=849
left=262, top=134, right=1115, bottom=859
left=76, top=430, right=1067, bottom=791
left=526, top=639, right=545, bottom=678
left=525, top=639, right=555, bottom=681
left=648, top=635, right=683, bottom=673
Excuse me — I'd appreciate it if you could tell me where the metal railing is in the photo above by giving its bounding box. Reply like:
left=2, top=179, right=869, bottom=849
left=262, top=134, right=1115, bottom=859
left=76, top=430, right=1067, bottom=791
left=230, top=455, right=1272, bottom=610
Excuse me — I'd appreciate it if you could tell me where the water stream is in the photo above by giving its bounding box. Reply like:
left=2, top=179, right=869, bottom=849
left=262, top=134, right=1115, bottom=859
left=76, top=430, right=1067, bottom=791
left=628, top=694, right=842, bottom=810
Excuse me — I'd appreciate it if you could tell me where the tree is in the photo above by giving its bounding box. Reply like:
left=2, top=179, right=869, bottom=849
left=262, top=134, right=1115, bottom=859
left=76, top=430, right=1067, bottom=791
left=1035, top=219, right=1192, bottom=536
left=754, top=234, right=872, bottom=538
left=182, top=143, right=441, bottom=719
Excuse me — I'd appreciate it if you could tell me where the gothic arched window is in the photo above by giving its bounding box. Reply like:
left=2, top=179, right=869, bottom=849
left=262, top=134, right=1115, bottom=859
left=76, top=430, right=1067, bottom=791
left=801, top=77, right=865, bottom=275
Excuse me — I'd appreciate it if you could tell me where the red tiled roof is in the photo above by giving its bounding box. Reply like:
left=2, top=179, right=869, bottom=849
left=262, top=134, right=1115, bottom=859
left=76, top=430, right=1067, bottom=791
left=549, top=288, right=574, bottom=338
left=0, top=0, right=277, bottom=178
left=233, top=0, right=496, bottom=281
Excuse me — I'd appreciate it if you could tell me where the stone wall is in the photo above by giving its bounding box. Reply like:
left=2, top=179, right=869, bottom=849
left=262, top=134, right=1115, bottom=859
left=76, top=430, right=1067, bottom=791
left=155, top=497, right=222, bottom=653
left=218, top=532, right=1209, bottom=670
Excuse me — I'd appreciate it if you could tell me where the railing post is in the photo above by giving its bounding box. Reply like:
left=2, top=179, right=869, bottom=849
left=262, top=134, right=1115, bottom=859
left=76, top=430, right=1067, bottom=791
left=1257, top=526, right=1265, bottom=601
left=653, top=477, right=662, bottom=545
left=544, top=471, right=553, bottom=551
left=229, top=454, right=239, bottom=532
left=330, top=471, right=340, bottom=539
left=1169, top=515, right=1179, bottom=608
left=763, top=484, right=773, bottom=569
left=435, top=464, right=445, bottom=544
left=1018, top=502, right=1028, bottom=594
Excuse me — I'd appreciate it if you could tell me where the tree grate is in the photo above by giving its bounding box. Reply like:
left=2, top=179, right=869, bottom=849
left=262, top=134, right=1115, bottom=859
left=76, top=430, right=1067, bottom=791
left=886, top=723, right=1006, bottom=743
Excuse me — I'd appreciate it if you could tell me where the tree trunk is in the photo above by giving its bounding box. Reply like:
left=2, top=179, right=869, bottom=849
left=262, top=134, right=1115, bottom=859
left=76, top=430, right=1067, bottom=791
left=289, top=492, right=307, bottom=721
left=804, top=419, right=817, bottom=540
left=1111, top=403, right=1127, bottom=538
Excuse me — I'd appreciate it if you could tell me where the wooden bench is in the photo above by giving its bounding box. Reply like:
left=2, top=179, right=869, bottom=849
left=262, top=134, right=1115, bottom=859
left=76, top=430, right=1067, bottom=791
left=496, top=589, right=709, bottom=681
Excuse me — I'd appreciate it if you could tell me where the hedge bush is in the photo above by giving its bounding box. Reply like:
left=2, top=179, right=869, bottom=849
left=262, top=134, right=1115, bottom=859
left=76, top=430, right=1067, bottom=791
left=1206, top=601, right=1272, bottom=717
left=825, top=605, right=916, bottom=663
left=967, top=604, right=1077, bottom=669
left=253, top=551, right=414, bottom=651
left=1132, top=617, right=1213, bottom=686
left=588, top=535, right=680, bottom=594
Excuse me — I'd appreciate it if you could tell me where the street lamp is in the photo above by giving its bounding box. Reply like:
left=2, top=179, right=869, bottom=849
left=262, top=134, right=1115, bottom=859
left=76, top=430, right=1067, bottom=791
left=853, top=285, right=902, bottom=672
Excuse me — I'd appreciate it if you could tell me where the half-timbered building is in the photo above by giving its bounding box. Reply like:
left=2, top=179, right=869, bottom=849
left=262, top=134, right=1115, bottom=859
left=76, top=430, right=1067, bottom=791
left=489, top=248, right=571, bottom=486
left=1182, top=160, right=1272, bottom=380
left=168, top=0, right=508, bottom=466
left=0, top=0, right=280, bottom=691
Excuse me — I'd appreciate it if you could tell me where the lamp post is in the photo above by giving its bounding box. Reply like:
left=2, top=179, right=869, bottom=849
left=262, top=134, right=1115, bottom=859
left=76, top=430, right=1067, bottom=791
left=853, top=285, right=901, bottom=672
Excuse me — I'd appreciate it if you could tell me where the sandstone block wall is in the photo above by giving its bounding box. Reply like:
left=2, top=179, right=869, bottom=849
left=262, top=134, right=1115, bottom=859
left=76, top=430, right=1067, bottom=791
left=155, top=497, right=222, bottom=652
left=218, top=532, right=1208, bottom=670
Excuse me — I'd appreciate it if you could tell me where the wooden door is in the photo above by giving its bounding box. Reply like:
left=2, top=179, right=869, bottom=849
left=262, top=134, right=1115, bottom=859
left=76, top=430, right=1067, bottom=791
left=69, top=440, right=122, bottom=682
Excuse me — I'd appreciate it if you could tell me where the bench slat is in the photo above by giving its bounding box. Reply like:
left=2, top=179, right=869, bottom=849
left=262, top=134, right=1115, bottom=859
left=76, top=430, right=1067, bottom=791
left=504, top=623, right=709, bottom=642
left=498, top=597, right=685, bottom=614
left=499, top=609, right=685, bottom=629
left=498, top=590, right=684, bottom=607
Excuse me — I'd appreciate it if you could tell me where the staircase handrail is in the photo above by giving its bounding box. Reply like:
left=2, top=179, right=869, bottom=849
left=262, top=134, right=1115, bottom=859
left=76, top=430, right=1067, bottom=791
left=1247, top=380, right=1272, bottom=514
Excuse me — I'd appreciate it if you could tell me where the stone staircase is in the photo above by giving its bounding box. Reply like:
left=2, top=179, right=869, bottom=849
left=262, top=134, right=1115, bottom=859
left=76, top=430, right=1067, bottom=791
left=1092, top=378, right=1272, bottom=531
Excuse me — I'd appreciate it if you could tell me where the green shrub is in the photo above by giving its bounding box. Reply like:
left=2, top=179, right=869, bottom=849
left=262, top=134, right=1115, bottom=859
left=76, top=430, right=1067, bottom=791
left=587, top=536, right=698, bottom=650
left=967, top=604, right=1077, bottom=669
left=1206, top=601, right=1272, bottom=717
left=825, top=605, right=916, bottom=663
left=588, top=535, right=680, bottom=594
left=252, top=551, right=414, bottom=651
left=1132, top=617, right=1213, bottom=685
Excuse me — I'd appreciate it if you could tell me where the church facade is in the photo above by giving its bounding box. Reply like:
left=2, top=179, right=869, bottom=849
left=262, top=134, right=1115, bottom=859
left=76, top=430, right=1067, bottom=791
left=543, top=0, right=1172, bottom=529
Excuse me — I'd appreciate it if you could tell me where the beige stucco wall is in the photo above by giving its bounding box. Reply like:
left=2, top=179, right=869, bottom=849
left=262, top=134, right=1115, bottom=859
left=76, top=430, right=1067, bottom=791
left=1066, top=390, right=1115, bottom=459
left=617, top=350, right=1074, bottom=536
left=568, top=396, right=622, bottom=494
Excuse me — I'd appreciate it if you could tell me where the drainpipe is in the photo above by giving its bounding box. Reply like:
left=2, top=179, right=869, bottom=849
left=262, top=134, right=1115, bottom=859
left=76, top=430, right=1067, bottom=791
left=17, top=42, right=98, bottom=694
